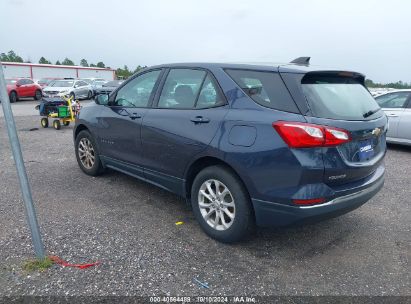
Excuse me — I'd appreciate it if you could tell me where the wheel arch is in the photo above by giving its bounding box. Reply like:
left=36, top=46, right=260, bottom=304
left=9, top=90, right=18, bottom=97
left=34, top=89, right=42, bottom=98
left=74, top=124, right=90, bottom=139
left=184, top=156, right=251, bottom=202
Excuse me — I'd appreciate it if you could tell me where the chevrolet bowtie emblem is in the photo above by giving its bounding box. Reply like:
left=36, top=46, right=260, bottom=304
left=372, top=127, right=381, bottom=136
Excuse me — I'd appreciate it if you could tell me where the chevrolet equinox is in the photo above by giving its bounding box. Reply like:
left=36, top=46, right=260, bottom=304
left=74, top=58, right=387, bottom=242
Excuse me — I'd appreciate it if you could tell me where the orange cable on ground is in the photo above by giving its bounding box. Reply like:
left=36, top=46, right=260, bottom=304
left=49, top=255, right=100, bottom=269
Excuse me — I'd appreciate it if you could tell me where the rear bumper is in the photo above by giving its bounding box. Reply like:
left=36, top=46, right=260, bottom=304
left=252, top=166, right=385, bottom=227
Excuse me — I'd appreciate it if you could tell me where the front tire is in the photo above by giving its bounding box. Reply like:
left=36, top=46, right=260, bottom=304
left=191, top=165, right=254, bottom=243
left=53, top=119, right=61, bottom=130
left=34, top=90, right=42, bottom=100
left=87, top=90, right=93, bottom=99
left=41, top=118, right=48, bottom=128
left=9, top=91, right=17, bottom=103
left=75, top=130, right=104, bottom=176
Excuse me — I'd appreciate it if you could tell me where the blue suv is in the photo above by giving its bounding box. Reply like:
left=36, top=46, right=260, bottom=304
left=74, top=59, right=387, bottom=242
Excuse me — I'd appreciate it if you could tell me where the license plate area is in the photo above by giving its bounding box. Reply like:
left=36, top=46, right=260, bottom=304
left=358, top=139, right=374, bottom=161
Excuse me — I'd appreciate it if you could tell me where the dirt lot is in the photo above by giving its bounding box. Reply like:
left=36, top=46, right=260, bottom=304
left=0, top=103, right=410, bottom=297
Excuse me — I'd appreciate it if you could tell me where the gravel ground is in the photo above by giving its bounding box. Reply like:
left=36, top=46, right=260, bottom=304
left=0, top=113, right=410, bottom=297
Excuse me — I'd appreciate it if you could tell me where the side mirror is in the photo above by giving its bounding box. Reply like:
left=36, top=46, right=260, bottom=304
left=16, top=83, right=22, bottom=87
left=95, top=94, right=109, bottom=105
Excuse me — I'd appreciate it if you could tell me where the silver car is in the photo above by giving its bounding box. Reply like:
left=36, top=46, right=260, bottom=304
left=375, top=90, right=411, bottom=145
left=42, top=79, right=93, bottom=100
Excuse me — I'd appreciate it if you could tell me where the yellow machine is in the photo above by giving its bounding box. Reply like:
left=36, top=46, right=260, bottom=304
left=40, top=95, right=77, bottom=130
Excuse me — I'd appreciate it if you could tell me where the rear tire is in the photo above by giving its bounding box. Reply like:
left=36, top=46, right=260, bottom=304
left=41, top=118, right=48, bottom=128
left=75, top=130, right=105, bottom=176
left=9, top=91, right=17, bottom=103
left=191, top=165, right=254, bottom=243
left=53, top=120, right=61, bottom=130
left=34, top=90, right=42, bottom=100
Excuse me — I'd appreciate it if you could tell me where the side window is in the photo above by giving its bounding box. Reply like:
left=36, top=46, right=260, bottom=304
left=225, top=69, right=298, bottom=112
left=196, top=75, right=225, bottom=108
left=158, top=69, right=206, bottom=108
left=375, top=92, right=410, bottom=108
left=114, top=70, right=161, bottom=107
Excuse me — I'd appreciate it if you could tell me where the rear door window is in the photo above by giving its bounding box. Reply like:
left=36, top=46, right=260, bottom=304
left=158, top=69, right=225, bottom=109
left=301, top=74, right=382, bottom=120
left=196, top=74, right=225, bottom=109
left=225, top=69, right=298, bottom=113
left=158, top=69, right=205, bottom=108
left=375, top=92, right=411, bottom=108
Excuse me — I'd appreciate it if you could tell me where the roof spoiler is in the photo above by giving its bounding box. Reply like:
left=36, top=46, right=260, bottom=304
left=290, top=57, right=310, bottom=65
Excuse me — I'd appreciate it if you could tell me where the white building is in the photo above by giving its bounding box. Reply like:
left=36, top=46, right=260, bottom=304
left=1, top=62, right=116, bottom=80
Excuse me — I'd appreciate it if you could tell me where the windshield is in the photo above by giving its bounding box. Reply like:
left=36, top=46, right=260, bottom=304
left=375, top=91, right=411, bottom=108
left=50, top=80, right=74, bottom=87
left=104, top=80, right=122, bottom=87
left=38, top=79, right=52, bottom=84
left=301, top=75, right=381, bottom=120
left=6, top=79, right=17, bottom=84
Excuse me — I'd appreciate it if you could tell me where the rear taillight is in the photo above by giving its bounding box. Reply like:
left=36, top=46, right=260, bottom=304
left=273, top=121, right=351, bottom=148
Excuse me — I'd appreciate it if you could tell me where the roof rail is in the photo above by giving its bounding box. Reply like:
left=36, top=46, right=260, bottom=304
left=290, top=57, right=310, bottom=65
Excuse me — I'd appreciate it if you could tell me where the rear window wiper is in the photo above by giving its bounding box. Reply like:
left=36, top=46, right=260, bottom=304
left=363, top=108, right=380, bottom=118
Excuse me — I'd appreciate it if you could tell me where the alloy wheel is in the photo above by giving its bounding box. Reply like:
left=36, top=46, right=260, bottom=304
left=198, top=179, right=235, bottom=231
left=78, top=138, right=95, bottom=169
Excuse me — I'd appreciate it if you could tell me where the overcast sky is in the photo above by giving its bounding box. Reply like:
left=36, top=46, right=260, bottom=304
left=1, top=0, right=410, bottom=83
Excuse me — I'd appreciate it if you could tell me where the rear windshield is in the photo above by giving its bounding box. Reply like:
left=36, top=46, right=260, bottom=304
left=225, top=69, right=299, bottom=113
left=301, top=75, right=381, bottom=120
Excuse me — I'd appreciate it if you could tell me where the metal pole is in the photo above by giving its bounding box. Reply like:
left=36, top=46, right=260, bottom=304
left=0, top=62, right=45, bottom=258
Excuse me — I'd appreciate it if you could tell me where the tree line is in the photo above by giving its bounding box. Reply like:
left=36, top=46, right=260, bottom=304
left=1, top=50, right=145, bottom=79
left=3, top=50, right=409, bottom=86
left=365, top=79, right=411, bottom=89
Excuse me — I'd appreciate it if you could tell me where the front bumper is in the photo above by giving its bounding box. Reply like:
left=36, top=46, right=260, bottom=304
left=252, top=166, right=385, bottom=227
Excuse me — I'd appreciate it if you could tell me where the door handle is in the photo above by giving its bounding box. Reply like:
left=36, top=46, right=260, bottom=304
left=190, top=116, right=210, bottom=124
left=129, top=112, right=141, bottom=120
left=387, top=113, right=399, bottom=117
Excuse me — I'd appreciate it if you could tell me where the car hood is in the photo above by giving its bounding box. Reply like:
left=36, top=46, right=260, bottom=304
left=43, top=87, right=72, bottom=92
left=96, top=86, right=117, bottom=91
